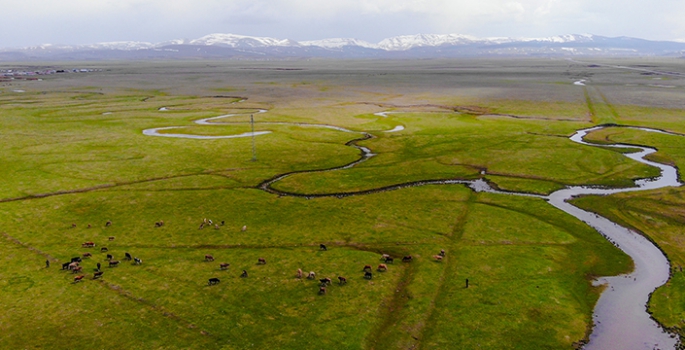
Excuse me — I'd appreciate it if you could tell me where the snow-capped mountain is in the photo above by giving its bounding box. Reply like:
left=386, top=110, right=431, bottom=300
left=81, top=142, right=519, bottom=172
left=300, top=38, right=378, bottom=49
left=189, top=33, right=300, bottom=48
left=2, top=33, right=685, bottom=60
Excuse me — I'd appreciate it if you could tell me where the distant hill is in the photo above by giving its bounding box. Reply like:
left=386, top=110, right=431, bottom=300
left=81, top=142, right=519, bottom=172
left=2, top=33, right=685, bottom=60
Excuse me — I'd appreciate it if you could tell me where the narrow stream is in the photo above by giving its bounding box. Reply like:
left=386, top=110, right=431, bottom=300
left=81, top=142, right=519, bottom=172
left=144, top=108, right=681, bottom=348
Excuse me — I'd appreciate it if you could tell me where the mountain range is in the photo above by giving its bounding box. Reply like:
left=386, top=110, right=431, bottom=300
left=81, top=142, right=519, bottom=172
left=2, top=33, right=685, bottom=61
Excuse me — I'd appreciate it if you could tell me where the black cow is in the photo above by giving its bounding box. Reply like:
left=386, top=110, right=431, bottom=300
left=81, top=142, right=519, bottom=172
left=125, top=252, right=132, bottom=260
left=240, top=270, right=248, bottom=278
left=208, top=278, right=220, bottom=285
left=364, top=271, right=373, bottom=280
left=71, top=257, right=82, bottom=263
left=319, top=244, right=327, bottom=251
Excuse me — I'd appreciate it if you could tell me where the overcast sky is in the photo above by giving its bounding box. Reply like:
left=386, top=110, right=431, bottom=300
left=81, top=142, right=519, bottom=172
left=2, top=0, right=684, bottom=47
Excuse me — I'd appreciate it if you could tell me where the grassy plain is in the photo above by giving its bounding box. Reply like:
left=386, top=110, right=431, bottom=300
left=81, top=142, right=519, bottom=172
left=0, top=58, right=684, bottom=349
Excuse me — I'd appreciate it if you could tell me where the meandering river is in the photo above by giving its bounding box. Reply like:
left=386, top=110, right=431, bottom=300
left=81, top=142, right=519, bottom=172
left=144, top=109, right=681, bottom=349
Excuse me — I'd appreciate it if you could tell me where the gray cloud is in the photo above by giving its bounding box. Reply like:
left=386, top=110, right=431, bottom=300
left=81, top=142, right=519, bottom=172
left=1, top=0, right=683, bottom=47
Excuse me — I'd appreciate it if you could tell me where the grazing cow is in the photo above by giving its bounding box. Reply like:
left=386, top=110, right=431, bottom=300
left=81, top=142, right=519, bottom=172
left=319, top=278, right=332, bottom=285
left=257, top=258, right=266, bottom=265
left=68, top=262, right=79, bottom=270
left=378, top=264, right=388, bottom=272
left=208, top=278, right=220, bottom=286
left=364, top=271, right=373, bottom=280
left=71, top=257, right=82, bottom=263
left=221, top=221, right=225, bottom=226
left=62, top=262, right=71, bottom=270
left=87, top=224, right=91, bottom=229
left=214, top=224, right=219, bottom=230
left=100, top=247, right=108, bottom=252
left=106, top=254, right=113, bottom=261
left=240, top=270, right=248, bottom=278
left=199, top=223, right=205, bottom=230
left=96, top=263, right=101, bottom=271
left=82, top=252, right=92, bottom=258
left=93, top=271, right=103, bottom=279
left=155, top=220, right=164, bottom=227
left=433, top=255, right=443, bottom=261
left=125, top=252, right=132, bottom=260
left=82, top=241, right=95, bottom=248
left=208, top=219, right=213, bottom=225
left=402, top=255, right=413, bottom=262
left=72, top=266, right=83, bottom=273
left=241, top=225, right=247, bottom=232
left=439, top=249, right=445, bottom=257
left=108, top=236, right=115, bottom=241
left=220, top=263, right=230, bottom=270
left=319, top=286, right=326, bottom=295
left=363, top=265, right=372, bottom=272
left=105, top=221, right=112, bottom=227
left=297, top=269, right=303, bottom=279
left=381, top=254, right=390, bottom=260
left=205, top=255, right=214, bottom=262
left=134, top=257, right=142, bottom=265
left=74, top=275, right=85, bottom=283
left=307, top=271, right=316, bottom=279
left=109, top=260, right=120, bottom=267
left=45, top=260, right=50, bottom=268
left=71, top=223, right=77, bottom=228
left=319, top=244, right=327, bottom=251
left=385, top=257, right=394, bottom=264
left=338, top=276, right=347, bottom=285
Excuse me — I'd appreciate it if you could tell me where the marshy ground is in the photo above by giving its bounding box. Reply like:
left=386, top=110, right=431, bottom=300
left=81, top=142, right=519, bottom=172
left=1, top=58, right=684, bottom=349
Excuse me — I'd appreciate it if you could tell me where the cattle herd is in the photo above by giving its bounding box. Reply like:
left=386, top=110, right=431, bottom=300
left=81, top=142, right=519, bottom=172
left=61, top=220, right=447, bottom=296
left=60, top=221, right=143, bottom=283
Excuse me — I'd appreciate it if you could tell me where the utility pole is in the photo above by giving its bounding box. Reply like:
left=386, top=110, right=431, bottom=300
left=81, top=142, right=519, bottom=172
left=250, top=114, right=257, bottom=161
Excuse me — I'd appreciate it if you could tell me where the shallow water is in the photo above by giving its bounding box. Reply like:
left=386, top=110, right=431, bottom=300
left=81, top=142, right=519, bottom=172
left=551, top=126, right=680, bottom=349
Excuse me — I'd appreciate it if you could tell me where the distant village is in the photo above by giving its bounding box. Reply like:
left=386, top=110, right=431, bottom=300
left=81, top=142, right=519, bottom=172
left=1, top=68, right=101, bottom=82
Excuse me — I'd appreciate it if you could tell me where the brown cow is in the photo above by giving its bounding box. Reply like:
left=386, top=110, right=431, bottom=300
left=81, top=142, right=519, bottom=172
left=205, top=255, right=214, bottom=262
left=363, top=265, right=372, bottom=272
left=109, top=260, right=120, bottom=267
left=297, top=269, right=303, bottom=279
left=74, top=275, right=85, bottom=282
left=338, top=276, right=347, bottom=285
left=257, top=258, right=266, bottom=265
left=220, top=263, right=230, bottom=270
left=82, top=252, right=92, bottom=258
left=319, top=286, right=326, bottom=295
left=105, top=221, right=112, bottom=227
left=402, top=255, right=413, bottom=262
left=93, top=271, right=104, bottom=279
left=155, top=220, right=164, bottom=227
left=433, top=255, right=443, bottom=261
left=378, top=264, right=388, bottom=272
left=72, top=266, right=83, bottom=273
left=82, top=242, right=95, bottom=248
left=108, top=236, right=115, bottom=241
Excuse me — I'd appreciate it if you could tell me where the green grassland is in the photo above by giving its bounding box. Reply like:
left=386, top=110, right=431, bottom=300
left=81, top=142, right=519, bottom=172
left=1, top=58, right=684, bottom=349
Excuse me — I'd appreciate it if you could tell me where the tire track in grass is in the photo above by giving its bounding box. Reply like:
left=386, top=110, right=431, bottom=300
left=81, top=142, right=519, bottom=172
left=2, top=232, right=59, bottom=262
left=93, top=278, right=214, bottom=339
left=414, top=190, right=474, bottom=349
